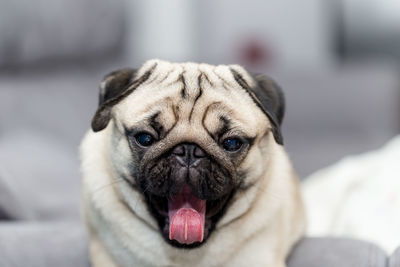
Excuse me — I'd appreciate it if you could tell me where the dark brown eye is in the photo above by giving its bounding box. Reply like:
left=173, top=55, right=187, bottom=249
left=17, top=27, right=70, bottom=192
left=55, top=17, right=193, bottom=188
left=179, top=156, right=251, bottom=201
left=135, top=132, right=155, bottom=147
left=222, top=138, right=243, bottom=152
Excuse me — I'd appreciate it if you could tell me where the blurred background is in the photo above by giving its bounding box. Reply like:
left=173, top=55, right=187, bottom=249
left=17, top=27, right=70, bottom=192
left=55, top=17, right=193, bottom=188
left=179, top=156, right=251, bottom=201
left=0, top=0, right=399, bottom=221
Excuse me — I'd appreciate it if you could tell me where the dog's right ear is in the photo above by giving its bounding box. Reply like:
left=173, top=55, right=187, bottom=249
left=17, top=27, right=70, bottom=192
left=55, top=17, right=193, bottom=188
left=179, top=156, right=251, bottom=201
left=91, top=69, right=137, bottom=132
left=91, top=63, right=157, bottom=132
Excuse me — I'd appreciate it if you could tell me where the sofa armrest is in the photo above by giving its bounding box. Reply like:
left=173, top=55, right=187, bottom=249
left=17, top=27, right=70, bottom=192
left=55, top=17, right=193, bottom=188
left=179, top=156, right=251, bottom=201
left=0, top=221, right=89, bottom=267
left=287, top=237, right=387, bottom=267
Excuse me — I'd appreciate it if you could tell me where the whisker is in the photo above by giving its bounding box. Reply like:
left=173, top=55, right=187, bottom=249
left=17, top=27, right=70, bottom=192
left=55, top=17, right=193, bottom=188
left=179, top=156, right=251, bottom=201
left=133, top=182, right=152, bottom=211
left=92, top=178, right=125, bottom=195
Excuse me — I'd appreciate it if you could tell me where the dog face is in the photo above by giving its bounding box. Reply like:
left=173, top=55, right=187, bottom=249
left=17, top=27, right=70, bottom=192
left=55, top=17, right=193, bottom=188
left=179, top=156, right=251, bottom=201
left=91, top=60, right=285, bottom=248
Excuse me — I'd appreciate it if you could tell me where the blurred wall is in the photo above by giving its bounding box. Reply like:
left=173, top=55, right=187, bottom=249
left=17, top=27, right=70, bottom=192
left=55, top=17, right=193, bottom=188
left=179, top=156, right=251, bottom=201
left=126, top=0, right=335, bottom=71
left=340, top=0, right=400, bottom=61
left=0, top=0, right=125, bottom=69
left=126, top=0, right=199, bottom=65
left=197, top=0, right=334, bottom=70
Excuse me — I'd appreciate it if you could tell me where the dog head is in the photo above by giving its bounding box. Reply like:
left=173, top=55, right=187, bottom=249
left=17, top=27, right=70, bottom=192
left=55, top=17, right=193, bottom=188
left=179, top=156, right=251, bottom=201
left=90, top=60, right=285, bottom=248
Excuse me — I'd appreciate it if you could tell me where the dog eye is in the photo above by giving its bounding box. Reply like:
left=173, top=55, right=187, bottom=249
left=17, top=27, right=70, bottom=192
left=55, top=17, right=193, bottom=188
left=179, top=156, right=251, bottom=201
left=222, top=138, right=243, bottom=152
left=135, top=132, right=155, bottom=147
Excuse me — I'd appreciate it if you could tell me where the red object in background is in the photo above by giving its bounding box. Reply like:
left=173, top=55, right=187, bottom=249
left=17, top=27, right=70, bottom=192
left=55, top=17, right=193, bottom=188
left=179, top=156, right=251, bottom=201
left=238, top=38, right=273, bottom=68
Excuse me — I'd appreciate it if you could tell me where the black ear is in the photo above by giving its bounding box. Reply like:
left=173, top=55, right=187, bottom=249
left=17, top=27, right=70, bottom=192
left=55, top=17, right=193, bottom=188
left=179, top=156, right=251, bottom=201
left=251, top=73, right=285, bottom=125
left=91, top=69, right=137, bottom=132
left=250, top=73, right=285, bottom=145
left=231, top=69, right=285, bottom=145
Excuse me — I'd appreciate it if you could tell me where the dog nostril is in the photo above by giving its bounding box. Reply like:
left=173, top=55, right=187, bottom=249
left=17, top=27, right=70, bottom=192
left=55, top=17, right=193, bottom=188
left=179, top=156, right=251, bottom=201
left=193, top=146, right=206, bottom=158
left=172, top=143, right=207, bottom=166
left=172, top=145, right=185, bottom=156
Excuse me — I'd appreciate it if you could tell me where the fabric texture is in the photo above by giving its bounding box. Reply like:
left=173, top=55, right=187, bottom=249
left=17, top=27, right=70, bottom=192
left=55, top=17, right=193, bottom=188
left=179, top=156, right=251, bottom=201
left=287, top=237, right=387, bottom=267
left=0, top=166, right=28, bottom=220
left=0, top=221, right=89, bottom=267
left=0, top=225, right=390, bottom=267
left=0, top=68, right=113, bottom=223
left=303, top=135, right=400, bottom=254
left=390, top=247, right=400, bottom=267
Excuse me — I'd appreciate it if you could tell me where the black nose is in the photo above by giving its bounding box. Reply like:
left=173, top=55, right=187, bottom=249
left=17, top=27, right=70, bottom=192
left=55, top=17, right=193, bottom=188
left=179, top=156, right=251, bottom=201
left=172, top=143, right=207, bottom=167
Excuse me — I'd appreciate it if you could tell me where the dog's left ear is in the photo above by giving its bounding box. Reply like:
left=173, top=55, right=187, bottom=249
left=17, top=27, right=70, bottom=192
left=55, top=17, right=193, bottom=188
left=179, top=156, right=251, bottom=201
left=251, top=73, right=285, bottom=124
left=231, top=69, right=285, bottom=145
left=250, top=73, right=285, bottom=145
left=91, top=69, right=137, bottom=132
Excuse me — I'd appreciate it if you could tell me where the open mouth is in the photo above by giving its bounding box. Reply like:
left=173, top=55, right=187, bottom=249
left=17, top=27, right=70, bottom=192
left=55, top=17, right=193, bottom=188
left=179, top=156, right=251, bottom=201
left=145, top=184, right=232, bottom=248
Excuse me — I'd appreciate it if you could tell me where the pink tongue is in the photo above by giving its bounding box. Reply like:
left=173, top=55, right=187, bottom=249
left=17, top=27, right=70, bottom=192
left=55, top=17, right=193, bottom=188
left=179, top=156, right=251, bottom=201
left=168, top=185, right=206, bottom=244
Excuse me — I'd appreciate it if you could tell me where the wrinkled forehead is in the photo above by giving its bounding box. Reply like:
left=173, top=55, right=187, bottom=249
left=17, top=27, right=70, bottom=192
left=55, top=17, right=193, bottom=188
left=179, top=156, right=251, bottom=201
left=113, top=61, right=270, bottom=136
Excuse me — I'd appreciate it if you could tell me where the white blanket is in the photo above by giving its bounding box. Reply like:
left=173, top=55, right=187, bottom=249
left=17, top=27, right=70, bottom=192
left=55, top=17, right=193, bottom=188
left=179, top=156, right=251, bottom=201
left=303, top=135, right=400, bottom=254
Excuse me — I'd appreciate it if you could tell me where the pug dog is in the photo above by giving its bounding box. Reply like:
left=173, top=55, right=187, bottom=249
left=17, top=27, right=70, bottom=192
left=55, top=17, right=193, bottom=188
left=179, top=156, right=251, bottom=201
left=80, top=59, right=305, bottom=267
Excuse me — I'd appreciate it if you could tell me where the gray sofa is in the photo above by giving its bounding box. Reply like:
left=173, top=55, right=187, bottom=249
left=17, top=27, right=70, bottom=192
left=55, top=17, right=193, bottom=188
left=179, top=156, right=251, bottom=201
left=1, top=63, right=399, bottom=267
left=1, top=0, right=399, bottom=266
